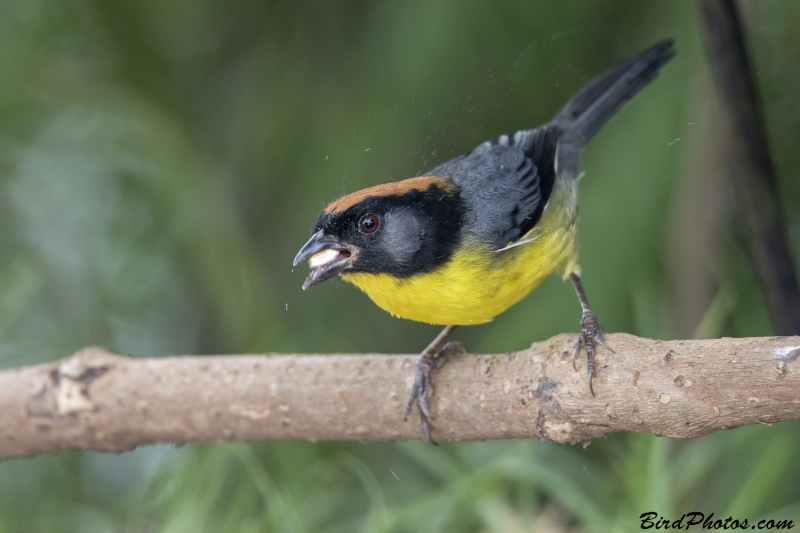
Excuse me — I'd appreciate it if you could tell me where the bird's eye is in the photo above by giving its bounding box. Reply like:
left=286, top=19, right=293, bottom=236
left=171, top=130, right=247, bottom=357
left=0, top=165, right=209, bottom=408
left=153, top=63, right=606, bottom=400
left=359, top=214, right=380, bottom=234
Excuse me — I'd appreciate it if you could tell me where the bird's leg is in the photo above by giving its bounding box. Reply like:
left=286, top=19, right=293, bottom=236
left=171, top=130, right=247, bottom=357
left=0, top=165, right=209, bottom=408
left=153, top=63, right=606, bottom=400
left=569, top=272, right=613, bottom=396
left=403, top=325, right=466, bottom=444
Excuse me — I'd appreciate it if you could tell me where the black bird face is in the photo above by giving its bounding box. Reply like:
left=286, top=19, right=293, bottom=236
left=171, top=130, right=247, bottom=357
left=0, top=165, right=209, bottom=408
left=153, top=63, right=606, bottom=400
left=294, top=177, right=464, bottom=289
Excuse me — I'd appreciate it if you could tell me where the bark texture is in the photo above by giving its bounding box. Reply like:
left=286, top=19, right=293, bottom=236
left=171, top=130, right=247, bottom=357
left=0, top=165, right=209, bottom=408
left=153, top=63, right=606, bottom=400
left=2, top=333, right=800, bottom=460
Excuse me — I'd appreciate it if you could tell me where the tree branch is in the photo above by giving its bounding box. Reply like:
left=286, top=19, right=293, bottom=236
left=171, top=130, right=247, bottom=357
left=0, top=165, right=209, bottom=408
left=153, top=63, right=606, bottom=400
left=2, top=334, right=800, bottom=460
left=696, top=0, right=800, bottom=334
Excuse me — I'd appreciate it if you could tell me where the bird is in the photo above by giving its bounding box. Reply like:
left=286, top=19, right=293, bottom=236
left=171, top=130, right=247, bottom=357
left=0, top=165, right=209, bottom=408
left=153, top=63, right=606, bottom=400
left=294, top=39, right=675, bottom=443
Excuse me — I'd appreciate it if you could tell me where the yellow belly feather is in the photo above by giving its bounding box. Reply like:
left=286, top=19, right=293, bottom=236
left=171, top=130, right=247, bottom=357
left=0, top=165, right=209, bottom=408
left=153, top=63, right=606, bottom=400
left=342, top=179, right=580, bottom=325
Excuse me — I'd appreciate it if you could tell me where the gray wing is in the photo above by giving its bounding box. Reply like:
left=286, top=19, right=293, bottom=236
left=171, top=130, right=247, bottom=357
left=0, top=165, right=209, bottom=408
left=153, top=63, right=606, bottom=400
left=422, top=40, right=674, bottom=249
left=424, top=125, right=557, bottom=249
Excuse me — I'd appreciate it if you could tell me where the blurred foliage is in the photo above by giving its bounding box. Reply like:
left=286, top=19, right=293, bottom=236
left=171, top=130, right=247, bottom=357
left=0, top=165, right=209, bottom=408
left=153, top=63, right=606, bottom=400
left=0, top=0, right=799, bottom=531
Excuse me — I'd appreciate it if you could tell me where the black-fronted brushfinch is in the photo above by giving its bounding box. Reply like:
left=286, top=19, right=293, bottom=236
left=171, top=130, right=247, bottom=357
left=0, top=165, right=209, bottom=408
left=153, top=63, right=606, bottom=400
left=295, top=40, right=675, bottom=443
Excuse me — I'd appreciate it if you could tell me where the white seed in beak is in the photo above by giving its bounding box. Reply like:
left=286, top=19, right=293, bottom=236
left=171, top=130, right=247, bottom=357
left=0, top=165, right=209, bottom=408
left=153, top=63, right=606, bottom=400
left=308, top=248, right=341, bottom=269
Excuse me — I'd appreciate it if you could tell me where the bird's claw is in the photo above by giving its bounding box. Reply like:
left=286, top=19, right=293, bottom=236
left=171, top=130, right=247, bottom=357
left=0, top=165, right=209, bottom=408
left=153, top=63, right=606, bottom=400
left=403, top=341, right=467, bottom=444
left=572, top=311, right=610, bottom=396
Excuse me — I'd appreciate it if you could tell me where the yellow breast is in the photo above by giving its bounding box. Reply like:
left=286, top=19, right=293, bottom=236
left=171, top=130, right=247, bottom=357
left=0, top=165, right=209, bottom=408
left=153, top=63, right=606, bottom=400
left=342, top=179, right=579, bottom=325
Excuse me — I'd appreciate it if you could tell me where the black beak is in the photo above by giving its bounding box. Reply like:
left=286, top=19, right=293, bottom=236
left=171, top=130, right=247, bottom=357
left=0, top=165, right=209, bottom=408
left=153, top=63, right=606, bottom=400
left=294, top=230, right=357, bottom=289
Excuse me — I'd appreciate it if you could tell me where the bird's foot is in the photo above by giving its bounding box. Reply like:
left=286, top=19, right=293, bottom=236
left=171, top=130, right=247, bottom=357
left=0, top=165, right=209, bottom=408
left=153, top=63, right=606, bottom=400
left=572, top=311, right=613, bottom=396
left=403, top=341, right=467, bottom=444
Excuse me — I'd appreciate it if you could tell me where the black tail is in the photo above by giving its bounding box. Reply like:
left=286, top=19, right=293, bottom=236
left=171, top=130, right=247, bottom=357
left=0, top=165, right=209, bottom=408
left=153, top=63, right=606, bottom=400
left=555, top=39, right=675, bottom=148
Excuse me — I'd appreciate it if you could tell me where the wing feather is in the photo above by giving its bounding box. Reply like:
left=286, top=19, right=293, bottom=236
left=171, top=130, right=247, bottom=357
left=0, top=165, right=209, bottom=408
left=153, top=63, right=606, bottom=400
left=424, top=125, right=557, bottom=248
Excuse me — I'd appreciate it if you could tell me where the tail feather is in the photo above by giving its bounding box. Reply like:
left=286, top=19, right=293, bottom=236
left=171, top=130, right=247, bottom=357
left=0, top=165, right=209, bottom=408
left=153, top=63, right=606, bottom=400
left=555, top=39, right=675, bottom=148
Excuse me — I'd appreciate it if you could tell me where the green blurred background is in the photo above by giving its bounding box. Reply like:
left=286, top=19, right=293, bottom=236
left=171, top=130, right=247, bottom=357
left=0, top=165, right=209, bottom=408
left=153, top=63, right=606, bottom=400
left=0, top=0, right=799, bottom=531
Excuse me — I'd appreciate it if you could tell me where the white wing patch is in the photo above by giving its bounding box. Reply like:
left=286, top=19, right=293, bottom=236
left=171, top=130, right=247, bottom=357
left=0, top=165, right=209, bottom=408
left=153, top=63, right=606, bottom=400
left=495, top=232, right=540, bottom=252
